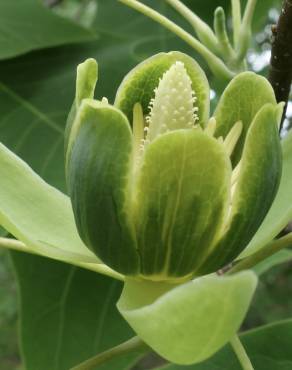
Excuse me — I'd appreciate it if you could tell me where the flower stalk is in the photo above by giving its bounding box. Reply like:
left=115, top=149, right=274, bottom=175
left=165, top=0, right=219, bottom=54
left=119, top=0, right=259, bottom=77
left=118, top=0, right=234, bottom=81
left=231, top=0, right=242, bottom=45
left=228, top=233, right=292, bottom=275
left=214, top=7, right=236, bottom=61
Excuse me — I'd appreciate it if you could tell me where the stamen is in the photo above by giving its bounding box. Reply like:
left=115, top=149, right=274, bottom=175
left=223, top=121, right=243, bottom=156
left=204, top=117, right=217, bottom=137
left=193, top=124, right=203, bottom=131
left=133, top=102, right=145, bottom=166
left=231, top=161, right=241, bottom=186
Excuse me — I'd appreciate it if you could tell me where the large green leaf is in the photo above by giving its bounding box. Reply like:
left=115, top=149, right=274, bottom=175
left=134, top=129, right=231, bottom=278
left=0, top=141, right=125, bottom=280
left=118, top=271, right=257, bottom=365
left=11, top=251, right=141, bottom=370
left=0, top=142, right=97, bottom=263
left=0, top=0, right=96, bottom=60
left=243, top=130, right=292, bottom=257
left=157, top=318, right=292, bottom=370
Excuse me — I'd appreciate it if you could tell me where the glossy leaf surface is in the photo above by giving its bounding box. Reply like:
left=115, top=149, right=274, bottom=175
left=0, top=0, right=96, bottom=60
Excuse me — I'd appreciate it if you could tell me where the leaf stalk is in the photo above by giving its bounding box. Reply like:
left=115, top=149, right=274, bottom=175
left=230, top=335, right=255, bottom=370
left=70, top=337, right=149, bottom=370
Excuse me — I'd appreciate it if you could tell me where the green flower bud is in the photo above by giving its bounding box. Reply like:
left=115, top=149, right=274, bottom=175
left=65, top=51, right=282, bottom=281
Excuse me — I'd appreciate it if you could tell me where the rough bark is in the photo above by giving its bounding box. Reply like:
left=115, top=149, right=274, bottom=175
left=269, top=0, right=292, bottom=129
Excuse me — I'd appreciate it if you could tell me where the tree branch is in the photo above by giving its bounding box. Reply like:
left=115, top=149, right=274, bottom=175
left=269, top=0, right=292, bottom=129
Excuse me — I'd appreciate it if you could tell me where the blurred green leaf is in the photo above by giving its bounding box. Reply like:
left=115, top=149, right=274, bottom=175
left=0, top=0, right=188, bottom=192
left=0, top=250, right=20, bottom=370
left=52, top=0, right=98, bottom=28
left=156, top=319, right=292, bottom=370
left=11, top=252, right=141, bottom=370
left=0, top=0, right=96, bottom=60
left=181, top=1, right=230, bottom=27
left=248, top=261, right=292, bottom=327
left=253, top=249, right=292, bottom=276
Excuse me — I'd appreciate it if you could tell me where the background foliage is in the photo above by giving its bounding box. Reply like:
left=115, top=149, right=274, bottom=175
left=0, top=0, right=291, bottom=369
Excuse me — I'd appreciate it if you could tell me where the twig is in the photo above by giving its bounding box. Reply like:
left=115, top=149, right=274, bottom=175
left=269, top=0, right=292, bottom=129
left=227, top=233, right=292, bottom=275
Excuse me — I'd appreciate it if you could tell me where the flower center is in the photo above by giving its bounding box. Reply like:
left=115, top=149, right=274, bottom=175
left=132, top=61, right=199, bottom=169
left=146, top=61, right=199, bottom=143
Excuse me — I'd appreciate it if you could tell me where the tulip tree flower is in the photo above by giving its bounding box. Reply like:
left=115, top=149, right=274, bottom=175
left=66, top=52, right=282, bottom=279
left=0, top=51, right=290, bottom=366
left=64, top=52, right=282, bottom=364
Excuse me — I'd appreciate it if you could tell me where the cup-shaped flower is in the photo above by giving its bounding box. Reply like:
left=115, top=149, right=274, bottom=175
left=66, top=51, right=282, bottom=281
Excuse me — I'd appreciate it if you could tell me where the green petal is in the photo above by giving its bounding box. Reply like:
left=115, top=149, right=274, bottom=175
left=214, top=72, right=277, bottom=164
left=242, top=129, right=292, bottom=257
left=67, top=99, right=140, bottom=275
left=117, top=272, right=257, bottom=365
left=199, top=103, right=282, bottom=274
left=75, top=58, right=98, bottom=107
left=133, top=129, right=231, bottom=279
left=0, top=142, right=97, bottom=264
left=114, top=51, right=210, bottom=127
left=64, top=58, right=98, bottom=154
